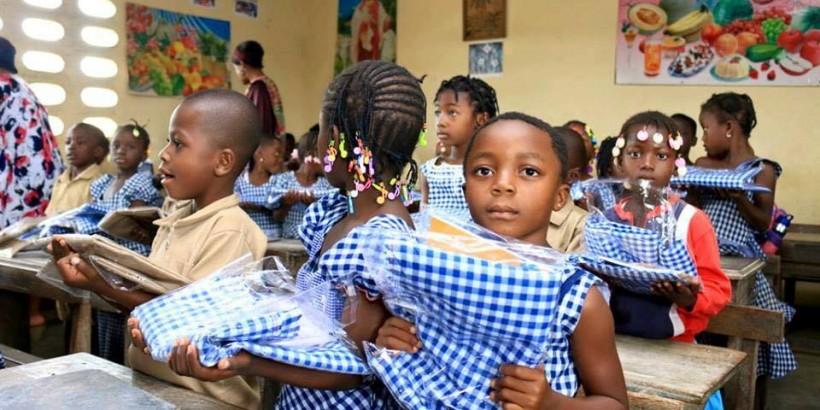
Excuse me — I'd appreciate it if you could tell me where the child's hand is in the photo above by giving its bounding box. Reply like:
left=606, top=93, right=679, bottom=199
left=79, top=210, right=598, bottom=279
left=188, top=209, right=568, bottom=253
left=490, top=364, right=556, bottom=410
left=168, top=338, right=251, bottom=382
left=375, top=317, right=421, bottom=352
left=127, top=317, right=150, bottom=355
left=50, top=237, right=107, bottom=292
left=300, top=192, right=316, bottom=205
left=282, top=191, right=301, bottom=206
left=651, top=276, right=701, bottom=311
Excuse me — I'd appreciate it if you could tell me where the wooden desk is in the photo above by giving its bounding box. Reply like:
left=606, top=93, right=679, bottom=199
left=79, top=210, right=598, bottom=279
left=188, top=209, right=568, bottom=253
left=0, top=353, right=238, bottom=409
left=0, top=261, right=117, bottom=354
left=780, top=225, right=820, bottom=305
left=617, top=335, right=747, bottom=409
left=720, top=256, right=764, bottom=306
left=265, top=239, right=308, bottom=274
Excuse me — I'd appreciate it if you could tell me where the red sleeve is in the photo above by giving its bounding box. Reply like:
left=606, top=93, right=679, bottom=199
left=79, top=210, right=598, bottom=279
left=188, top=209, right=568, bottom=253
left=246, top=80, right=277, bottom=135
left=673, top=209, right=732, bottom=342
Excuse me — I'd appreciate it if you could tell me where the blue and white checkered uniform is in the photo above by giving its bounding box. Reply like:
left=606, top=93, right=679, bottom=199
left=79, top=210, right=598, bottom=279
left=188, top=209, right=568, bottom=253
left=701, top=158, right=796, bottom=379
left=268, top=172, right=338, bottom=240
left=275, top=193, right=404, bottom=409
left=671, top=162, right=769, bottom=192
left=234, top=171, right=281, bottom=239
left=0, top=350, right=5, bottom=369
left=420, top=158, right=468, bottom=214
left=326, top=213, right=600, bottom=409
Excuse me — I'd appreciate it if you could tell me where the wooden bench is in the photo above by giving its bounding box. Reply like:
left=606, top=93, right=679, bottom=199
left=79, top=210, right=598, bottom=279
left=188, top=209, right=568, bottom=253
left=779, top=224, right=820, bottom=305
left=721, top=256, right=764, bottom=306
left=617, top=335, right=746, bottom=409
left=0, top=344, right=41, bottom=367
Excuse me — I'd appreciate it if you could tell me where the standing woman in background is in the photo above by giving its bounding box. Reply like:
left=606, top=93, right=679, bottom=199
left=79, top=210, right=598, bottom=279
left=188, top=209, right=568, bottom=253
left=232, top=40, right=286, bottom=136
left=0, top=37, right=63, bottom=228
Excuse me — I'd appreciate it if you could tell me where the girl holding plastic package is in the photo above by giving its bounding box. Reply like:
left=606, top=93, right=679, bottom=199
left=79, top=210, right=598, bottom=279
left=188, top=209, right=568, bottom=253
left=157, top=61, right=429, bottom=409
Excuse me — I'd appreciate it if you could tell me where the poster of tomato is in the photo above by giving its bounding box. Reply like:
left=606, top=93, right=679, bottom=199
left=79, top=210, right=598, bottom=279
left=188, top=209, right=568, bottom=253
left=615, top=0, right=820, bottom=86
left=126, top=3, right=231, bottom=96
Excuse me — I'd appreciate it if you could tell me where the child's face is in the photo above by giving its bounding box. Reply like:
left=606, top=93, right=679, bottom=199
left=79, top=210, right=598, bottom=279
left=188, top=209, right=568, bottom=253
left=568, top=123, right=595, bottom=164
left=159, top=104, right=223, bottom=200
left=111, top=130, right=146, bottom=173
left=256, top=140, right=284, bottom=174
left=66, top=127, right=103, bottom=169
left=698, top=110, right=730, bottom=159
left=435, top=91, right=485, bottom=149
left=464, top=120, right=565, bottom=246
left=618, top=124, right=676, bottom=188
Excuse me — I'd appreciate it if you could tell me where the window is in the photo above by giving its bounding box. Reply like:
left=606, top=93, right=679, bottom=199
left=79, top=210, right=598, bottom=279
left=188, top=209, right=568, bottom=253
left=83, top=117, right=117, bottom=137
left=80, top=56, right=117, bottom=78
left=80, top=26, right=119, bottom=48
left=21, top=51, right=65, bottom=73
left=81, top=87, right=118, bottom=108
left=23, top=0, right=63, bottom=10
left=29, top=82, right=66, bottom=105
left=49, top=115, right=65, bottom=135
left=21, top=18, right=65, bottom=42
left=78, top=0, right=116, bottom=19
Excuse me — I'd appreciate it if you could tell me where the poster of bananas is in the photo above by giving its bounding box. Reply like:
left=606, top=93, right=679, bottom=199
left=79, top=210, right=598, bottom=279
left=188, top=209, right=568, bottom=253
left=615, top=0, right=820, bottom=86
left=126, top=3, right=231, bottom=96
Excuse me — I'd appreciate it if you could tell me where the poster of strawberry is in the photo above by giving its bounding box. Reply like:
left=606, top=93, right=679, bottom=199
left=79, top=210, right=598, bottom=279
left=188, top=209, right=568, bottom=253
left=615, top=0, right=820, bottom=86
left=126, top=3, right=231, bottom=96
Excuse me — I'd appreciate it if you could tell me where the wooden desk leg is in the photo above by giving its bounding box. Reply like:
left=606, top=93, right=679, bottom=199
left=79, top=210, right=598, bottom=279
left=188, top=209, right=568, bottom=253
left=723, top=337, right=759, bottom=410
left=0, top=290, right=30, bottom=351
left=68, top=301, right=92, bottom=353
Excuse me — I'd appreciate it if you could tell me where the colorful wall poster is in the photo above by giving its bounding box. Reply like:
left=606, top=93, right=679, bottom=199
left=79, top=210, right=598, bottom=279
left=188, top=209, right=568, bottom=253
left=615, top=0, right=820, bottom=86
left=126, top=3, right=231, bottom=96
left=335, top=0, right=397, bottom=75
left=469, top=41, right=503, bottom=76
left=463, top=0, right=507, bottom=41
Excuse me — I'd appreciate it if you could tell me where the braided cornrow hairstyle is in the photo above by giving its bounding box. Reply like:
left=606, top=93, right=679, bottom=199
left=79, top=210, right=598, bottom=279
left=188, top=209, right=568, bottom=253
left=701, top=92, right=757, bottom=137
left=435, top=75, right=499, bottom=119
left=321, top=60, right=427, bottom=186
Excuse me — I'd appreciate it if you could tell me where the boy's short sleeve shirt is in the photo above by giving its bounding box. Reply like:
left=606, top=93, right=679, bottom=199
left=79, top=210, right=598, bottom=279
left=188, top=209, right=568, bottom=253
left=127, top=193, right=267, bottom=410
left=547, top=200, right=588, bottom=253
left=44, top=164, right=104, bottom=216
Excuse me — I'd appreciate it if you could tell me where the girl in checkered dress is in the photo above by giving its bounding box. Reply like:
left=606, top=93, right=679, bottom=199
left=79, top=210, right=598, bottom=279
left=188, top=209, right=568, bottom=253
left=235, top=133, right=285, bottom=238
left=419, top=75, right=499, bottom=215
left=376, top=113, right=629, bottom=409
left=268, top=127, right=337, bottom=239
left=695, top=92, right=796, bottom=379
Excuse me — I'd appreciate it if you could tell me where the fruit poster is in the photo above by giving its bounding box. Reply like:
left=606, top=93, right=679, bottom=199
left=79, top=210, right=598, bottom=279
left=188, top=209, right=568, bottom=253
left=335, top=0, right=397, bottom=75
left=615, top=0, right=820, bottom=86
left=126, top=3, right=231, bottom=96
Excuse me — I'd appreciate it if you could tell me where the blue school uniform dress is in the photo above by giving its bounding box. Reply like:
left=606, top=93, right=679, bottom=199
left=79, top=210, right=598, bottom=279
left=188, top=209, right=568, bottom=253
left=267, top=172, right=337, bottom=239
left=420, top=158, right=468, bottom=215
left=701, top=158, right=796, bottom=378
left=234, top=170, right=281, bottom=239
left=0, top=349, right=5, bottom=369
left=89, top=169, right=163, bottom=365
left=274, top=193, right=400, bottom=409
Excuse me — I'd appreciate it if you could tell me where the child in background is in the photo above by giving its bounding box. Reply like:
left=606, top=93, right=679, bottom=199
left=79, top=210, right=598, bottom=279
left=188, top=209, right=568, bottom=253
left=547, top=126, right=589, bottom=253
left=419, top=75, right=499, bottom=214
left=695, top=92, right=796, bottom=379
left=671, top=113, right=698, bottom=165
left=269, top=127, right=336, bottom=239
left=596, top=136, right=622, bottom=179
left=283, top=132, right=299, bottom=171
left=564, top=119, right=596, bottom=180
left=53, top=89, right=268, bottom=409
left=235, top=133, right=285, bottom=238
left=160, top=60, right=428, bottom=409
left=376, top=112, right=628, bottom=409
left=45, top=123, right=109, bottom=216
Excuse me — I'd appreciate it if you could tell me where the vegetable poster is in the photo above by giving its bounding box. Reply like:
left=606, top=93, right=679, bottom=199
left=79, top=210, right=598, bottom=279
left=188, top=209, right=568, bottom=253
left=126, top=3, right=230, bottom=96
left=335, top=0, right=397, bottom=75
left=615, top=0, right=820, bottom=86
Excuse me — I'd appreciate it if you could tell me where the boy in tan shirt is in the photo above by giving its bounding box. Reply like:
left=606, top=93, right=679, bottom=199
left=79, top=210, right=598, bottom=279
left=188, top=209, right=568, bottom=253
left=548, top=126, right=589, bottom=253
left=50, top=90, right=267, bottom=409
left=45, top=123, right=109, bottom=216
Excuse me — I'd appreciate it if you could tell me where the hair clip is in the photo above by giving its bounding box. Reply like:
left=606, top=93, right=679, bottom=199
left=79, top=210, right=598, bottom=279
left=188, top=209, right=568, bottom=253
left=417, top=128, right=428, bottom=147
left=652, top=132, right=664, bottom=144
left=675, top=157, right=687, bottom=176
left=129, top=118, right=146, bottom=138
left=611, top=146, right=621, bottom=158
left=291, top=148, right=300, bottom=160
left=669, top=132, right=684, bottom=151
left=339, top=132, right=349, bottom=159
left=637, top=129, right=649, bottom=141
left=616, top=136, right=626, bottom=149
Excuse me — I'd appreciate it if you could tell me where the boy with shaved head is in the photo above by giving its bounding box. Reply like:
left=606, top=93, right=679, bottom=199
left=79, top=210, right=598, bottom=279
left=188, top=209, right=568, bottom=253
left=51, top=89, right=267, bottom=409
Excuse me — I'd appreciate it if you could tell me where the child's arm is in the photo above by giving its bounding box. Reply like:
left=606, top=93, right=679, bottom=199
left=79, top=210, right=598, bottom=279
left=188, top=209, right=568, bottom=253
left=272, top=191, right=301, bottom=222
left=50, top=237, right=155, bottom=310
left=419, top=172, right=429, bottom=205
left=730, top=163, right=777, bottom=231
left=491, top=287, right=628, bottom=410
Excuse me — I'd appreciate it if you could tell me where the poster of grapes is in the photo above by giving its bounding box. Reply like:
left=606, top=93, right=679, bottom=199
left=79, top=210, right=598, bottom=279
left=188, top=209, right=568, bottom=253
left=126, top=3, right=231, bottom=96
left=615, top=0, right=820, bottom=86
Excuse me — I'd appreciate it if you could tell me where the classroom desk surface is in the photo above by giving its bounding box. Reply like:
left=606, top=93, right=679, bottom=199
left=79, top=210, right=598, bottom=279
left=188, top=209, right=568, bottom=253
left=0, top=353, right=239, bottom=409
left=720, top=256, right=763, bottom=306
left=617, top=335, right=747, bottom=410
left=265, top=239, right=306, bottom=253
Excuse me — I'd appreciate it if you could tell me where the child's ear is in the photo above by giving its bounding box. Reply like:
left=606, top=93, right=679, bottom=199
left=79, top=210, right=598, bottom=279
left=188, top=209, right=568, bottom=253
left=474, top=112, right=490, bottom=128
left=214, top=148, right=236, bottom=177
left=93, top=146, right=107, bottom=162
left=553, top=183, right=570, bottom=212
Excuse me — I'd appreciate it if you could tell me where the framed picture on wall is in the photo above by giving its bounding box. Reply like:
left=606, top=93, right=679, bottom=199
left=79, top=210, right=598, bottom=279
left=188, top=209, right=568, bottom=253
left=463, top=0, right=506, bottom=41
left=469, top=41, right=503, bottom=77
